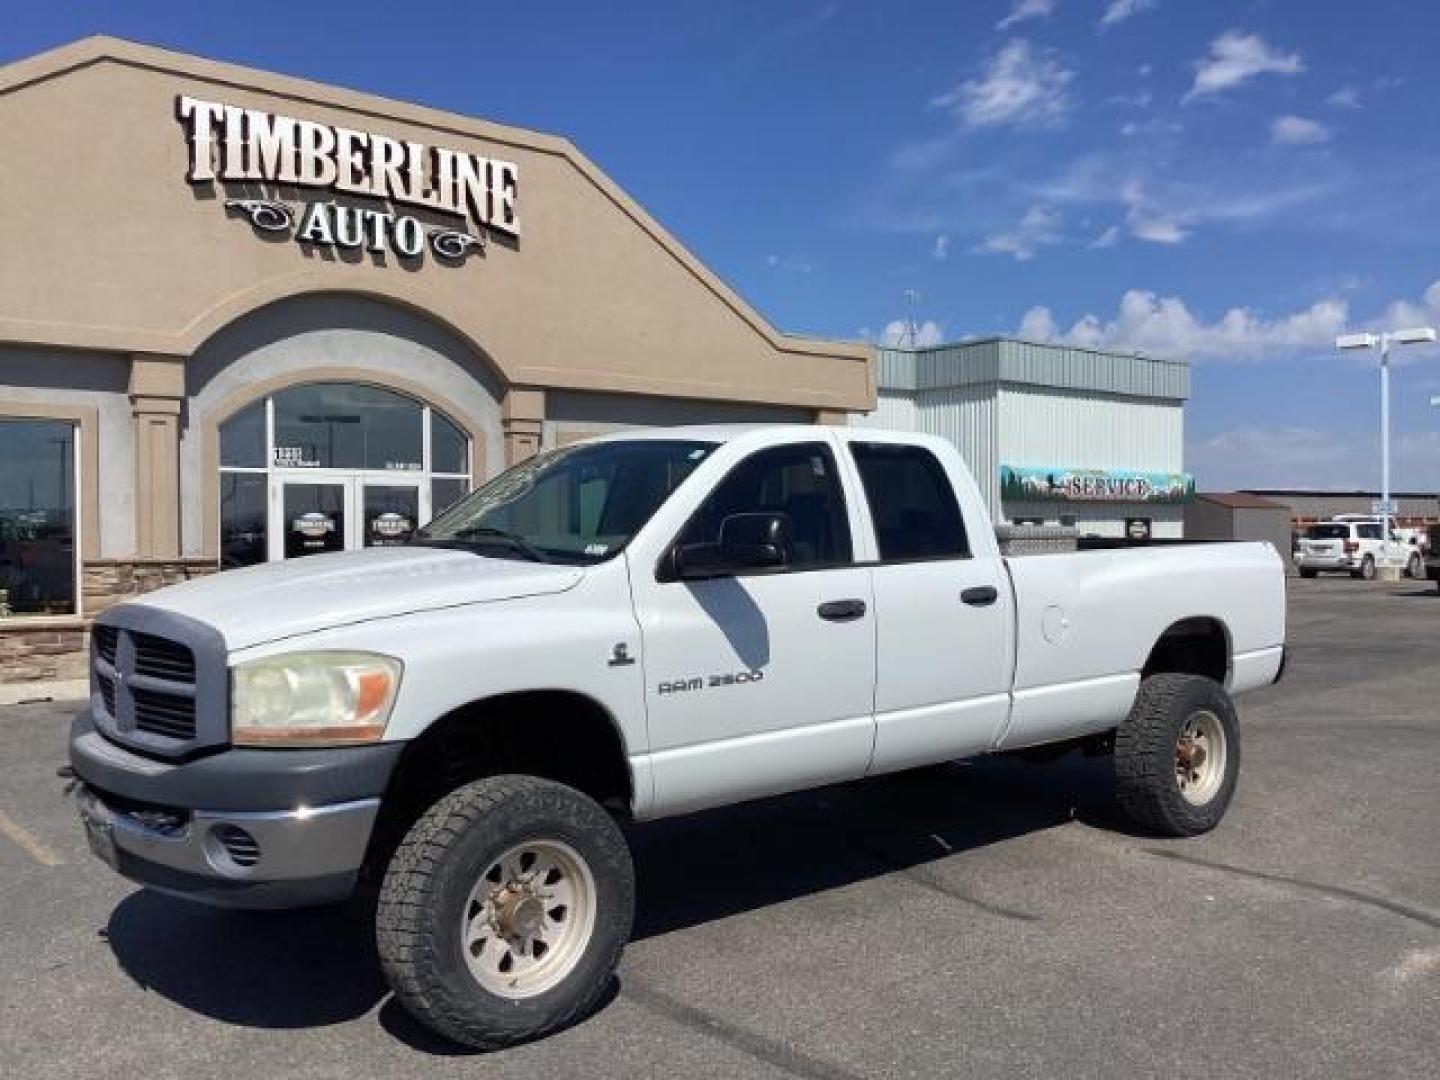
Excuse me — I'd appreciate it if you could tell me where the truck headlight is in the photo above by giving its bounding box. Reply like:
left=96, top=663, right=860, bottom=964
left=231, top=651, right=402, bottom=747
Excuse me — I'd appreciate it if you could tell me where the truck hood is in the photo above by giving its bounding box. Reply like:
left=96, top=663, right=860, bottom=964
left=127, top=547, right=585, bottom=650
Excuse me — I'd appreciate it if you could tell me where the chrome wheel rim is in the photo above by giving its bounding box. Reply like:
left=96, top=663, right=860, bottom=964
left=461, top=839, right=597, bottom=999
left=1175, top=710, right=1226, bottom=806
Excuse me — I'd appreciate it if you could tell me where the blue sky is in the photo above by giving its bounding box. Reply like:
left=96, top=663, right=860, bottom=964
left=7, top=1, right=1440, bottom=490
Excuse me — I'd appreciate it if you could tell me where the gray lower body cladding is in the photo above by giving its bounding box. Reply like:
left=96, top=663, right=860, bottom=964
left=70, top=706, right=405, bottom=908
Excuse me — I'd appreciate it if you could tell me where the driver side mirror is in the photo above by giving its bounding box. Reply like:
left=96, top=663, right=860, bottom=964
left=670, top=512, right=792, bottom=580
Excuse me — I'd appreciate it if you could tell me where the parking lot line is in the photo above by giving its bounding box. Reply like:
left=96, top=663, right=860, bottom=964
left=0, top=808, right=63, bottom=867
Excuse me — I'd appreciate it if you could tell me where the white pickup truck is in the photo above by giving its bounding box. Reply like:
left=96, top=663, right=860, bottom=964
left=71, top=425, right=1286, bottom=1048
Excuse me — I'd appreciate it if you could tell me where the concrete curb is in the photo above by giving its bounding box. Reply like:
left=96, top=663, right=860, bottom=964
left=0, top=680, right=88, bottom=706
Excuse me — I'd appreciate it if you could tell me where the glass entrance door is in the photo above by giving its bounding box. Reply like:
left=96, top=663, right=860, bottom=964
left=280, top=482, right=347, bottom=560
left=362, top=484, right=421, bottom=548
left=272, top=476, right=425, bottom=560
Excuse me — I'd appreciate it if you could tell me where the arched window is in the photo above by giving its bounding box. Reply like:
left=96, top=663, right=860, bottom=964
left=218, top=382, right=471, bottom=567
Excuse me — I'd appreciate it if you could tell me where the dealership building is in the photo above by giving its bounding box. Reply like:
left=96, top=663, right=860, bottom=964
left=0, top=37, right=1195, bottom=694
left=858, top=340, right=1192, bottom=540
left=0, top=37, right=873, bottom=691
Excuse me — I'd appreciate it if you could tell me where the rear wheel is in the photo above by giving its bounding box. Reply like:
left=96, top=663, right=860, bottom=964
left=376, top=775, right=634, bottom=1049
left=1355, top=555, right=1376, bottom=581
left=1407, top=553, right=1423, bottom=579
left=1114, top=674, right=1240, bottom=837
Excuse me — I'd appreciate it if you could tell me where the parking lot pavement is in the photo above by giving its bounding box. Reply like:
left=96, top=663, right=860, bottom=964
left=1, top=577, right=1437, bottom=1080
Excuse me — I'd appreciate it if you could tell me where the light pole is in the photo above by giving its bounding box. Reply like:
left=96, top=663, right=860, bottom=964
left=1336, top=326, right=1438, bottom=579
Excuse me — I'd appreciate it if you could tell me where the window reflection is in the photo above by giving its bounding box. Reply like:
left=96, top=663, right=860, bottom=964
left=271, top=382, right=423, bottom=471
left=0, top=419, right=76, bottom=616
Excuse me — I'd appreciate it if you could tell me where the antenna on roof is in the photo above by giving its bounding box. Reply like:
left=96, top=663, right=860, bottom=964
left=900, top=289, right=922, bottom=348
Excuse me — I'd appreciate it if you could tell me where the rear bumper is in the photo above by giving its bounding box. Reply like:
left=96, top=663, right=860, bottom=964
left=69, top=706, right=404, bottom=909
left=1295, top=555, right=1355, bottom=571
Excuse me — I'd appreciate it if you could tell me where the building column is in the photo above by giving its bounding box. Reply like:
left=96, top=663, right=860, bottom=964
left=502, top=386, right=545, bottom=466
left=129, top=354, right=186, bottom=558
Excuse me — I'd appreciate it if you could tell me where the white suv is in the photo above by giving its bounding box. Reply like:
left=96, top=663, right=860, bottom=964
left=1296, top=520, right=1392, bottom=580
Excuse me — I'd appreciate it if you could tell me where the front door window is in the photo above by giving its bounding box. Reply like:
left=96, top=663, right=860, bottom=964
left=219, top=382, right=471, bottom=566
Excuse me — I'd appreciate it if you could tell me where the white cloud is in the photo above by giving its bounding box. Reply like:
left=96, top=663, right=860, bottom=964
left=1271, top=114, right=1331, bottom=145
left=975, top=203, right=1062, bottom=260
left=932, top=234, right=951, bottom=260
left=1100, top=0, right=1156, bottom=29
left=1089, top=225, right=1120, bottom=249
left=997, top=0, right=1055, bottom=31
left=765, top=252, right=813, bottom=273
left=1186, top=31, right=1304, bottom=101
left=1189, top=427, right=1357, bottom=489
left=932, top=39, right=1074, bottom=130
left=879, top=319, right=945, bottom=347
left=1327, top=86, right=1362, bottom=109
left=1190, top=427, right=1440, bottom=490
left=1129, top=216, right=1187, bottom=243
left=1024, top=280, right=1440, bottom=367
left=1014, top=289, right=1351, bottom=360
left=1109, top=88, right=1154, bottom=109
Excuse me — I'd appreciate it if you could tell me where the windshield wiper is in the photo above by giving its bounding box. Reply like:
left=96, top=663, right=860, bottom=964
left=443, top=525, right=550, bottom=563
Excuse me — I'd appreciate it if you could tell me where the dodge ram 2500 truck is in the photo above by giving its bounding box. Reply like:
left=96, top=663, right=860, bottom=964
left=71, top=425, right=1286, bottom=1048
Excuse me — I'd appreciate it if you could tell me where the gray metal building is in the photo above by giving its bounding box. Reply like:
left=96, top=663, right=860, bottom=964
left=1185, top=492, right=1294, bottom=560
left=1240, top=490, right=1440, bottom=526
left=857, top=339, right=1192, bottom=538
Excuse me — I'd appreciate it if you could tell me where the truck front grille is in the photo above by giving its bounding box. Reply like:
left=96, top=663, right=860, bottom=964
left=90, top=611, right=227, bottom=759
left=132, top=687, right=197, bottom=740
left=132, top=632, right=196, bottom=682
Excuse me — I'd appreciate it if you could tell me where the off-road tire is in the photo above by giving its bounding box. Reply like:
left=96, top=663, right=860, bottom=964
left=1114, top=674, right=1240, bottom=837
left=376, top=775, right=634, bottom=1050
left=1298, top=568, right=1317, bottom=579
left=1406, top=553, right=1423, bottom=579
left=1355, top=555, right=1376, bottom=581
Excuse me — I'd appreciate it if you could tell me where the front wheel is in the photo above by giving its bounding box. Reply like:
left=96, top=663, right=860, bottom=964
left=1114, top=674, right=1240, bottom=837
left=376, top=775, right=634, bottom=1049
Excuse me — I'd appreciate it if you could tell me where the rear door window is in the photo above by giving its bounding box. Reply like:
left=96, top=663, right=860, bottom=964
left=1357, top=524, right=1383, bottom=540
left=1305, top=525, right=1349, bottom=540
left=849, top=442, right=969, bottom=560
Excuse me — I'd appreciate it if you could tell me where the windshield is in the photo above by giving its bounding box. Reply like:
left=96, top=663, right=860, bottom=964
left=1305, top=524, right=1349, bottom=540
left=413, top=439, right=716, bottom=564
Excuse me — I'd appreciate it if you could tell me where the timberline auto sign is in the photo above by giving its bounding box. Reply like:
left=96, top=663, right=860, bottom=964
left=1000, top=465, right=1195, bottom=504
left=177, top=95, right=519, bottom=265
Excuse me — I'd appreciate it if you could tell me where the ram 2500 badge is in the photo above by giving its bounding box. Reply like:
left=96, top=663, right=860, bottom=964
left=71, top=425, right=1286, bottom=1048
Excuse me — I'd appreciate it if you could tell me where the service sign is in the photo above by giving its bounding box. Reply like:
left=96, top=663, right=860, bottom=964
left=1001, top=465, right=1195, bottom=504
left=176, top=95, right=519, bottom=266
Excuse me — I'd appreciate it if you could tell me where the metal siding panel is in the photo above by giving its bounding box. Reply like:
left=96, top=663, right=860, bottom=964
left=914, top=385, right=1001, bottom=519
left=1000, top=339, right=1189, bottom=399
left=997, top=386, right=1184, bottom=472
left=855, top=391, right=918, bottom=430
left=875, top=348, right=917, bottom=391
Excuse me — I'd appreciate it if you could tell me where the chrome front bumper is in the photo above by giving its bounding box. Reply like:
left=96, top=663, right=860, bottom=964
left=75, top=784, right=380, bottom=909
left=69, top=705, right=404, bottom=908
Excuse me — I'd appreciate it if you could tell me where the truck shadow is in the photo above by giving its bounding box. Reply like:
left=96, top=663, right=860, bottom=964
left=103, top=752, right=1120, bottom=1047
left=627, top=752, right=1121, bottom=940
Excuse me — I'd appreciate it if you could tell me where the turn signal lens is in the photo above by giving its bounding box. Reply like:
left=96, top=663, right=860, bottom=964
left=231, top=651, right=402, bottom=747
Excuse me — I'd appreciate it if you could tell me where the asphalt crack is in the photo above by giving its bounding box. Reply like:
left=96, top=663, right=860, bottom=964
left=1147, top=849, right=1440, bottom=930
left=623, top=979, right=869, bottom=1080
left=849, top=842, right=1041, bottom=923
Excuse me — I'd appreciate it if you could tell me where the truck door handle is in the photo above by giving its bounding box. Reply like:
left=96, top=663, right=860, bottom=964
left=961, top=586, right=999, bottom=607
left=817, top=599, right=867, bottom=622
